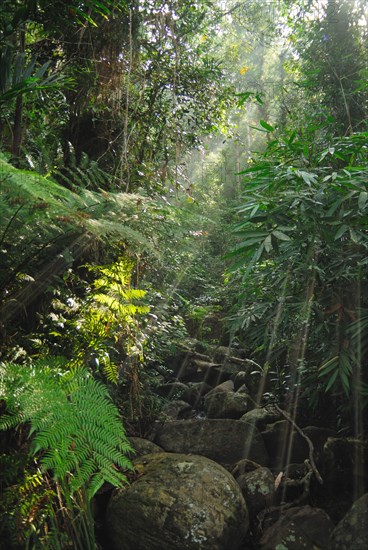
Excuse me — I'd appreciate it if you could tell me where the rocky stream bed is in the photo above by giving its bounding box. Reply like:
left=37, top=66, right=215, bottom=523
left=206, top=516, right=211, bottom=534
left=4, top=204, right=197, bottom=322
left=97, top=342, right=368, bottom=549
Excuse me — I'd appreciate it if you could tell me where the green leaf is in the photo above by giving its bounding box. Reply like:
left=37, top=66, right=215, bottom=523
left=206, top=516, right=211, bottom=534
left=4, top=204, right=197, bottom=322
left=325, top=369, right=339, bottom=392
left=272, top=230, right=291, bottom=241
left=242, top=243, right=265, bottom=276
left=236, top=91, right=252, bottom=105
left=319, top=356, right=338, bottom=376
left=249, top=125, right=270, bottom=133
left=349, top=228, right=360, bottom=243
left=250, top=205, right=260, bottom=218
left=326, top=198, right=342, bottom=217
left=358, top=191, right=368, bottom=210
left=237, top=164, right=272, bottom=174
left=260, top=120, right=275, bottom=132
left=264, top=234, right=273, bottom=253
left=298, top=170, right=317, bottom=185
left=334, top=224, right=349, bottom=240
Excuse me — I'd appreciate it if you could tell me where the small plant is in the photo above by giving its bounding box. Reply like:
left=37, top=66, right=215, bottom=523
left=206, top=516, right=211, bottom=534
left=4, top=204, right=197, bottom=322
left=43, top=258, right=150, bottom=385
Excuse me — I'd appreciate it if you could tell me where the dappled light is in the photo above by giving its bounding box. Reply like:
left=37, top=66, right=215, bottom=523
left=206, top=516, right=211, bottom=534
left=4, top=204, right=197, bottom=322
left=0, top=0, right=367, bottom=548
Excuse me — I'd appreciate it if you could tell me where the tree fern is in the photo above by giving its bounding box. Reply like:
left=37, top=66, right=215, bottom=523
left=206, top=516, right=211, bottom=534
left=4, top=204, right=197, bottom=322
left=0, top=362, right=133, bottom=499
left=0, top=155, right=156, bottom=329
left=0, top=154, right=155, bottom=249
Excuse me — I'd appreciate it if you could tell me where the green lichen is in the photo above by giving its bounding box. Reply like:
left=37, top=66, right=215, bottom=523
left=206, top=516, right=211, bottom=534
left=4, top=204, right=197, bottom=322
left=176, top=461, right=194, bottom=473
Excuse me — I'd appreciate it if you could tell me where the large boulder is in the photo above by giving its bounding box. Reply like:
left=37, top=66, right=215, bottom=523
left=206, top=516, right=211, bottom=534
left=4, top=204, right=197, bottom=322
left=106, top=452, right=249, bottom=550
left=154, top=419, right=269, bottom=466
left=329, top=493, right=368, bottom=549
left=259, top=505, right=335, bottom=549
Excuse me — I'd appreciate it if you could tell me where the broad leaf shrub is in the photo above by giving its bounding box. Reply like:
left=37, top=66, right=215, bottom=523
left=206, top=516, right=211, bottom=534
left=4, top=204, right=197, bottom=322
left=228, top=125, right=368, bottom=426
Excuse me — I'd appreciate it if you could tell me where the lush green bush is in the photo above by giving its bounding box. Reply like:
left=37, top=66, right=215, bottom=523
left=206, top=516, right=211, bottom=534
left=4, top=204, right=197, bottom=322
left=0, top=360, right=133, bottom=549
left=229, top=123, right=368, bottom=424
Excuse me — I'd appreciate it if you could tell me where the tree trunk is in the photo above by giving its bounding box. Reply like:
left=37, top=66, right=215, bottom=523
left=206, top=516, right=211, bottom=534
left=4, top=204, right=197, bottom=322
left=11, top=29, right=26, bottom=163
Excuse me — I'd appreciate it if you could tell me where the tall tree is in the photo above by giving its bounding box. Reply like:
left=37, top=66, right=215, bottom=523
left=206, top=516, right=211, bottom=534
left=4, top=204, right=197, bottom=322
left=284, top=0, right=367, bottom=134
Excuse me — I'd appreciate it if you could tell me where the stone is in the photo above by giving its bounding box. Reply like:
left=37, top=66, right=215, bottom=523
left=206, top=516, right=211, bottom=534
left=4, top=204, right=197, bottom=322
left=154, top=419, right=269, bottom=466
left=128, top=437, right=163, bottom=457
left=183, top=382, right=212, bottom=407
left=154, top=381, right=188, bottom=399
left=159, top=400, right=193, bottom=420
left=182, top=360, right=223, bottom=384
left=259, top=505, right=335, bottom=549
left=236, top=467, right=275, bottom=518
left=204, top=390, right=249, bottom=419
left=233, top=363, right=272, bottom=397
left=233, top=371, right=250, bottom=391
left=261, top=420, right=310, bottom=469
left=207, top=379, right=235, bottom=393
left=240, top=406, right=282, bottom=430
left=322, top=437, right=368, bottom=496
left=236, top=384, right=251, bottom=395
left=275, top=463, right=310, bottom=504
left=164, top=350, right=197, bottom=380
left=106, top=452, right=249, bottom=550
left=329, top=493, right=368, bottom=549
left=231, top=458, right=263, bottom=477
left=185, top=363, right=231, bottom=386
left=209, top=363, right=243, bottom=386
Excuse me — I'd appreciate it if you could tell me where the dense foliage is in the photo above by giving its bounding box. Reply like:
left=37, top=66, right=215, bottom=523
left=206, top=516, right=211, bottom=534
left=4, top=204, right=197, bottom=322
left=0, top=0, right=367, bottom=546
left=228, top=124, right=368, bottom=421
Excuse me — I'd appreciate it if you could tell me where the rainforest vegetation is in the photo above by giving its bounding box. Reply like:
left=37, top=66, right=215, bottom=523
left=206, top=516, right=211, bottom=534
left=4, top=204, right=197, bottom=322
left=0, top=0, right=367, bottom=548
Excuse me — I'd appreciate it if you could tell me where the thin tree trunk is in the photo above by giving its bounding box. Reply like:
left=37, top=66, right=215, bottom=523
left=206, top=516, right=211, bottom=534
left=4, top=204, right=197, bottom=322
left=12, top=94, right=23, bottom=160
left=11, top=29, right=26, bottom=162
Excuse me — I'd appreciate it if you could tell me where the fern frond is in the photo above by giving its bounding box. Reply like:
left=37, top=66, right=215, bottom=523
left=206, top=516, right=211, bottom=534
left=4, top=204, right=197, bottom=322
left=102, top=361, right=119, bottom=384
left=0, top=362, right=133, bottom=499
left=86, top=472, right=105, bottom=500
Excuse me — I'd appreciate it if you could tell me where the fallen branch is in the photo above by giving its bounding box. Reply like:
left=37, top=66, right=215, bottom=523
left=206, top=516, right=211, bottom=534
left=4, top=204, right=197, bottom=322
left=274, top=404, right=323, bottom=485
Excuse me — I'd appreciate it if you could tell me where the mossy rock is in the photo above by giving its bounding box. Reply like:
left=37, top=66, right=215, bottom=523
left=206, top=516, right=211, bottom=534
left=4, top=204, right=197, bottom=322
left=106, top=452, right=249, bottom=550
